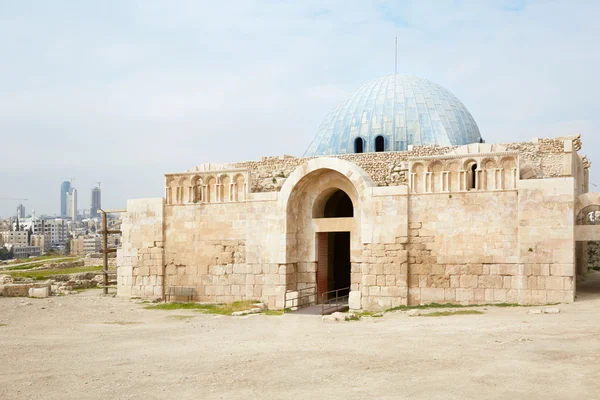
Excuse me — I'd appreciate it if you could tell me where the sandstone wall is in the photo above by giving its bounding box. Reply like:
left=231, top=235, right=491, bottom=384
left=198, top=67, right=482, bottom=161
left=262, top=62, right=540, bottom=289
left=588, top=242, right=600, bottom=269
left=163, top=200, right=288, bottom=309
left=117, top=198, right=164, bottom=298
left=228, top=138, right=568, bottom=193
left=120, top=143, right=579, bottom=310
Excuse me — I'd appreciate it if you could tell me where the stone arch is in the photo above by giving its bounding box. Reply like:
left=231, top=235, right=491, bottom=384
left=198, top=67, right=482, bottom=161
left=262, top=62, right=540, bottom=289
left=463, top=158, right=478, bottom=190
left=279, top=157, right=374, bottom=210
left=166, top=177, right=176, bottom=204
left=178, top=177, right=190, bottom=203
left=480, top=157, right=497, bottom=190
left=220, top=174, right=231, bottom=202
left=206, top=176, right=217, bottom=203
left=411, top=163, right=425, bottom=193
left=279, top=158, right=372, bottom=293
left=429, top=161, right=444, bottom=193
left=575, top=193, right=600, bottom=223
left=191, top=176, right=203, bottom=203
left=447, top=161, right=461, bottom=192
left=500, top=157, right=517, bottom=190
left=312, top=188, right=354, bottom=218
left=575, top=193, right=600, bottom=276
left=233, top=173, right=246, bottom=201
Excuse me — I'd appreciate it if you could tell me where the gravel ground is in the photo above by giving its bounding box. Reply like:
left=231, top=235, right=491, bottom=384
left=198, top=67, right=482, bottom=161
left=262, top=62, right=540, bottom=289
left=1, top=272, right=600, bottom=400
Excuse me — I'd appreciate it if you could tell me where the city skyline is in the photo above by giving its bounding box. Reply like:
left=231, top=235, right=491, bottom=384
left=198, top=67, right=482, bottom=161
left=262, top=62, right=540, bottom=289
left=0, top=1, right=598, bottom=217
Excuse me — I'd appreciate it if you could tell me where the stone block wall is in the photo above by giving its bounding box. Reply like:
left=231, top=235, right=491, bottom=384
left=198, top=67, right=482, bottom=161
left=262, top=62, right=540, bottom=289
left=226, top=137, right=568, bottom=193
left=117, top=198, right=165, bottom=298
left=357, top=241, right=408, bottom=310
left=588, top=242, right=600, bottom=269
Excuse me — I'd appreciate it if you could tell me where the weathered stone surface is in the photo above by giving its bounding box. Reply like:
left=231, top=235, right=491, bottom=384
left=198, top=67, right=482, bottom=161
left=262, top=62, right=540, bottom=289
left=28, top=287, right=50, bottom=298
left=0, top=281, right=51, bottom=297
left=117, top=136, right=589, bottom=311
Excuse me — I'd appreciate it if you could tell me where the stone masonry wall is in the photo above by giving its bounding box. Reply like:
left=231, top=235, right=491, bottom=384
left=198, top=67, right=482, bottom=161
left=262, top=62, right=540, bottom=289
left=163, top=201, right=288, bottom=309
left=117, top=198, right=164, bottom=298
left=228, top=138, right=568, bottom=193
left=588, top=242, right=600, bottom=270
left=357, top=241, right=408, bottom=310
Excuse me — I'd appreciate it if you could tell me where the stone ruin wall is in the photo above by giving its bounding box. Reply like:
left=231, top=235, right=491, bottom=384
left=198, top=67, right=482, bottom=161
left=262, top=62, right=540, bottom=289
left=588, top=242, right=600, bottom=270
left=230, top=138, right=570, bottom=193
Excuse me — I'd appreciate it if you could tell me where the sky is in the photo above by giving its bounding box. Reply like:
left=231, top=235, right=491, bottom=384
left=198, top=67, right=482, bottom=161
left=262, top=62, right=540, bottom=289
left=0, top=0, right=598, bottom=217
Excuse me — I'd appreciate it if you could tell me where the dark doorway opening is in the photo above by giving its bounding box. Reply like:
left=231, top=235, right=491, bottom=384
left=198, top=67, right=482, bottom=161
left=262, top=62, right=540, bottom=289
left=354, top=137, right=364, bottom=153
left=316, top=232, right=351, bottom=302
left=329, top=232, right=351, bottom=295
left=324, top=190, right=353, bottom=218
left=375, top=135, right=385, bottom=152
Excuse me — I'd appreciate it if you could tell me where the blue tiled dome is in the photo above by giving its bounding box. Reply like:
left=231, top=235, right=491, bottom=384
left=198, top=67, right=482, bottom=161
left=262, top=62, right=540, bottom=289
left=304, top=74, right=482, bottom=156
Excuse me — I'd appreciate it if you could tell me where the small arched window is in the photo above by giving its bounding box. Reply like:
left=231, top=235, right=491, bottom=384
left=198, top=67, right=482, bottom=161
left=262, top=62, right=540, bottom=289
left=470, top=163, right=477, bottom=189
left=375, top=136, right=384, bottom=152
left=354, top=137, right=364, bottom=153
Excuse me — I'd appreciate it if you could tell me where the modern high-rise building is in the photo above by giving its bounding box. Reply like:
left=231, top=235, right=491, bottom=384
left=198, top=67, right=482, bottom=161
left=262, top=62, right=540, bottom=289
left=60, top=181, right=71, bottom=217
left=91, top=186, right=101, bottom=218
left=16, top=203, right=25, bottom=219
left=67, top=188, right=77, bottom=222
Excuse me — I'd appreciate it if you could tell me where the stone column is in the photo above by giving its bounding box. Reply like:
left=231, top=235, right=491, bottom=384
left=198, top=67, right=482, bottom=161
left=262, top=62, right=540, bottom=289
left=425, top=172, right=433, bottom=193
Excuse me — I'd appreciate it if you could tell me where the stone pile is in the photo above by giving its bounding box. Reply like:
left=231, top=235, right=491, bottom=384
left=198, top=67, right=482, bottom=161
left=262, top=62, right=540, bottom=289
left=231, top=302, right=267, bottom=316
left=50, top=272, right=116, bottom=295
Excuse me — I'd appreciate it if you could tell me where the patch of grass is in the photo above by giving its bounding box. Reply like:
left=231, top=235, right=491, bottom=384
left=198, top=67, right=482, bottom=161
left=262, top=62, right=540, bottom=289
left=145, top=300, right=260, bottom=316
left=103, top=321, right=142, bottom=325
left=387, top=302, right=469, bottom=312
left=386, top=302, right=559, bottom=312
left=6, top=266, right=106, bottom=280
left=0, top=323, right=7, bottom=327
left=263, top=310, right=284, bottom=316
left=423, top=310, right=484, bottom=317
left=356, top=311, right=383, bottom=318
left=5, top=257, right=78, bottom=271
left=168, top=315, right=194, bottom=320
left=345, top=314, right=361, bottom=321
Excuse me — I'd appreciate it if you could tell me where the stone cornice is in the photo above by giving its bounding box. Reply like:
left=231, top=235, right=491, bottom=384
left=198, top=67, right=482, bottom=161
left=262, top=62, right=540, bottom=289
left=407, top=151, right=519, bottom=161
left=165, top=168, right=248, bottom=177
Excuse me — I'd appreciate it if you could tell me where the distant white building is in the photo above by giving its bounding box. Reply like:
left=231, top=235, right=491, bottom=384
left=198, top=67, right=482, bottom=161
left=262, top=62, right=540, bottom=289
left=0, top=231, right=28, bottom=246
left=67, top=188, right=78, bottom=222
left=83, top=237, right=102, bottom=254
left=6, top=244, right=41, bottom=259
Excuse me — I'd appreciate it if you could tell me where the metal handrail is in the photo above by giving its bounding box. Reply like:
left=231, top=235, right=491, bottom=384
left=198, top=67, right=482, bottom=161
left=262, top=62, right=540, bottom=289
left=285, top=286, right=317, bottom=310
left=321, top=287, right=350, bottom=315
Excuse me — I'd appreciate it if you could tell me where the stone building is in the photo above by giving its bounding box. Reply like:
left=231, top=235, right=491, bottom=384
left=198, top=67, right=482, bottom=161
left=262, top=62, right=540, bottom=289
left=117, top=74, right=600, bottom=311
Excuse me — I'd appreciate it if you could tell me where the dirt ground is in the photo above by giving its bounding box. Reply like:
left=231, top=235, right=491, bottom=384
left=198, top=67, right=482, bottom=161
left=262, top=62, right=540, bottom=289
left=1, top=274, right=600, bottom=400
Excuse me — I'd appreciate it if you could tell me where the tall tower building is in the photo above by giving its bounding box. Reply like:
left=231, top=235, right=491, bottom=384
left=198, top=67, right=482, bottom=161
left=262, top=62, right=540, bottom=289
left=16, top=203, right=25, bottom=219
left=91, top=186, right=101, bottom=218
left=67, top=188, right=78, bottom=222
left=60, top=181, right=71, bottom=217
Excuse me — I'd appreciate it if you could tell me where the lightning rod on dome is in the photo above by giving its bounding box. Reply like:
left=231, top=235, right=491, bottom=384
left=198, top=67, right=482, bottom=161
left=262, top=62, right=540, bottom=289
left=394, top=36, right=398, bottom=75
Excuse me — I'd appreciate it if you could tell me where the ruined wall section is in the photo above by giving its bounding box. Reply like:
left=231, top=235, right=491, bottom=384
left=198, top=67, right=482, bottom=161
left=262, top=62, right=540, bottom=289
left=405, top=191, right=521, bottom=305
left=117, top=198, right=165, bottom=298
left=163, top=201, right=288, bottom=309
left=516, top=178, right=575, bottom=303
left=224, top=137, right=571, bottom=193
left=588, top=242, right=600, bottom=270
left=357, top=241, right=409, bottom=310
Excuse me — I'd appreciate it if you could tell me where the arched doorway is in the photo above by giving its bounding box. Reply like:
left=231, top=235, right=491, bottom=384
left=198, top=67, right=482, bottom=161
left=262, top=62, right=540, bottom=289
left=575, top=194, right=600, bottom=300
left=280, top=158, right=374, bottom=311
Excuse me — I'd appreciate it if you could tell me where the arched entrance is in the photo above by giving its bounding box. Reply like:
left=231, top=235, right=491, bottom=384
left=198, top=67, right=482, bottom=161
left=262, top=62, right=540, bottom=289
left=279, top=158, right=374, bottom=310
left=575, top=193, right=600, bottom=300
